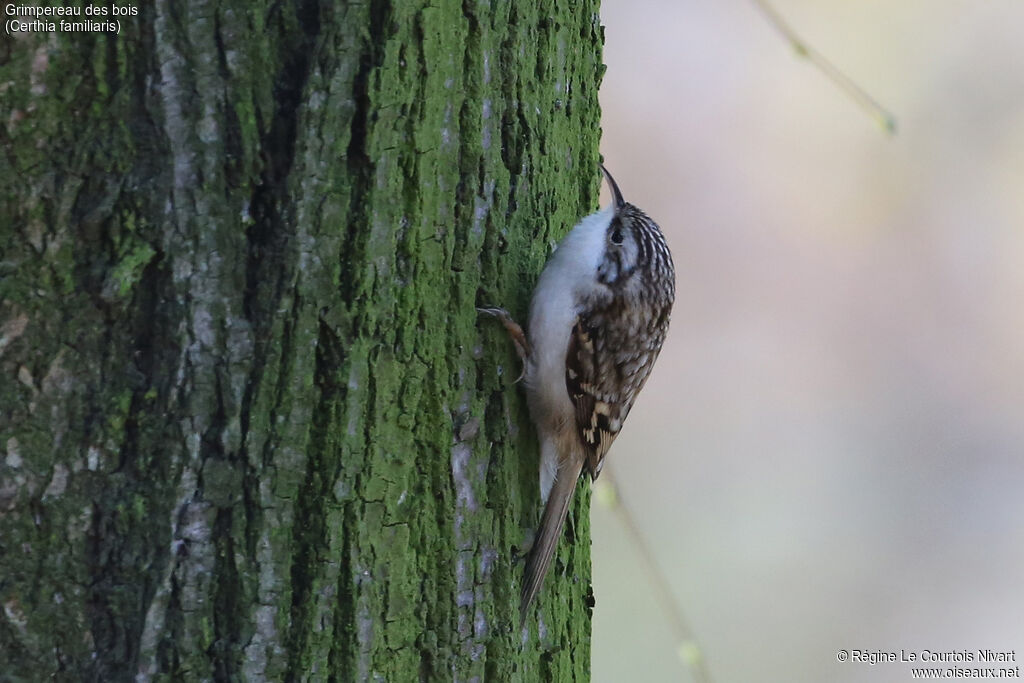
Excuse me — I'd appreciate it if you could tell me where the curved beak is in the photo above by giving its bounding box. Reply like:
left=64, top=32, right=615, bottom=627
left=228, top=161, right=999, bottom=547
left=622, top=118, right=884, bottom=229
left=600, top=163, right=626, bottom=213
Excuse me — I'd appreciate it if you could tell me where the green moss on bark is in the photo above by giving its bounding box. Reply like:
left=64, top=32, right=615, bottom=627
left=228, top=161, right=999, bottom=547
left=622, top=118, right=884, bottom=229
left=0, top=0, right=604, bottom=679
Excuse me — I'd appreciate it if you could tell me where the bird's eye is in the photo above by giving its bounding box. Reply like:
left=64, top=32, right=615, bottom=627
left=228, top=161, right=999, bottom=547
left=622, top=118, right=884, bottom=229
left=610, top=228, right=623, bottom=245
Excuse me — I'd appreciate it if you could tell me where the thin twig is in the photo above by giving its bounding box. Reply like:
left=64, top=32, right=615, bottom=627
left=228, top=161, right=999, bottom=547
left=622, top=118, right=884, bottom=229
left=597, top=465, right=715, bottom=683
left=750, top=0, right=897, bottom=134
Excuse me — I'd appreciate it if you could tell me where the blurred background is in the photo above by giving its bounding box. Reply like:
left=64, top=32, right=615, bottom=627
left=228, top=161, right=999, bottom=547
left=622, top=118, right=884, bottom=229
left=592, top=1, right=1024, bottom=681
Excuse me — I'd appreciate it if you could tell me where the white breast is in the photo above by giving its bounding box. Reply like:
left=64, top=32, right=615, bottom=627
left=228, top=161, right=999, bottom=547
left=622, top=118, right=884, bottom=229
left=524, top=204, right=614, bottom=432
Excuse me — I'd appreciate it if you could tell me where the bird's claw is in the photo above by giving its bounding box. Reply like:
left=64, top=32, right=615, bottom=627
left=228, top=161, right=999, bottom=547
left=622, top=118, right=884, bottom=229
left=477, top=306, right=531, bottom=379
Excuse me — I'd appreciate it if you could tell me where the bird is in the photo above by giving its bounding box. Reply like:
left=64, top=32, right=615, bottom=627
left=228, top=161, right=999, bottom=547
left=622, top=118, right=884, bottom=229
left=479, top=163, right=676, bottom=628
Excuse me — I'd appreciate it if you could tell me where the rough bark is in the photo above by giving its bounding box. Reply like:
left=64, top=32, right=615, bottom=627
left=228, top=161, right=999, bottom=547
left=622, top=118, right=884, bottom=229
left=0, top=0, right=604, bottom=680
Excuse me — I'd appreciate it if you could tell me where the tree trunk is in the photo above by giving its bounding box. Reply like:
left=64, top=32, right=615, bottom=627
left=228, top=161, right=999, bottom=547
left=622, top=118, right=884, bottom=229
left=1, top=1, right=604, bottom=679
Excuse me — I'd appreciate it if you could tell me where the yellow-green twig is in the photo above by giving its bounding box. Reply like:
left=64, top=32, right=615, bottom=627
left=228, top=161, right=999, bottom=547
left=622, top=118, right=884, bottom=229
left=750, top=0, right=897, bottom=134
left=597, top=466, right=715, bottom=683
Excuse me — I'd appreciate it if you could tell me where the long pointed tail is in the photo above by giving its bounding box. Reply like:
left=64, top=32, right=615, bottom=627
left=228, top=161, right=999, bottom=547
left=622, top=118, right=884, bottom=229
left=520, top=456, right=585, bottom=627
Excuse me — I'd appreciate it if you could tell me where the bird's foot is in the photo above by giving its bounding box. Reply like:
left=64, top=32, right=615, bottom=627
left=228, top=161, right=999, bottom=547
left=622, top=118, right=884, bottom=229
left=477, top=306, right=531, bottom=381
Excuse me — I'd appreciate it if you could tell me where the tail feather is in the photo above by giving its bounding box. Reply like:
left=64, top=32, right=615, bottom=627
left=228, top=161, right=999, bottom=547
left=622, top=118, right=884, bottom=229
left=520, top=456, right=585, bottom=627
